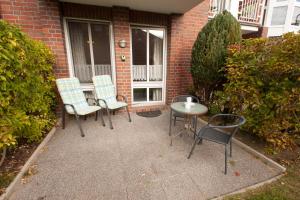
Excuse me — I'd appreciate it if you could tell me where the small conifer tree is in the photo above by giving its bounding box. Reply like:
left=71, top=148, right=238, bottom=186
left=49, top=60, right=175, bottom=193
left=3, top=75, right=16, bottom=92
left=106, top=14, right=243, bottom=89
left=191, top=11, right=241, bottom=103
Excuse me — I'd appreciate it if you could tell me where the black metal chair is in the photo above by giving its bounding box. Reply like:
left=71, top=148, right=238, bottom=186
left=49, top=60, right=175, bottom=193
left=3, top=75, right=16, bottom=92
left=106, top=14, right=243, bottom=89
left=170, top=95, right=199, bottom=137
left=187, top=114, right=246, bottom=174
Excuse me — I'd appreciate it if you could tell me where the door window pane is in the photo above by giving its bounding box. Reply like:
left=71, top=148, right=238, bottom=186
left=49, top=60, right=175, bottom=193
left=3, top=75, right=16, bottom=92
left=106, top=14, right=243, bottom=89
left=132, top=29, right=147, bottom=81
left=271, top=6, right=288, bottom=25
left=91, top=24, right=112, bottom=76
left=68, top=22, right=92, bottom=83
left=149, top=88, right=162, bottom=101
left=149, top=30, right=163, bottom=65
left=132, top=29, right=147, bottom=65
left=133, top=88, right=147, bottom=102
left=149, top=30, right=163, bottom=81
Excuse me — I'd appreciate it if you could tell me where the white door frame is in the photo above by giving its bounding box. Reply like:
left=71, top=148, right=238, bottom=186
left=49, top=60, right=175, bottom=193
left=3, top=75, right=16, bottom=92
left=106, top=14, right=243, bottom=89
left=130, top=26, right=167, bottom=106
left=63, top=17, right=116, bottom=91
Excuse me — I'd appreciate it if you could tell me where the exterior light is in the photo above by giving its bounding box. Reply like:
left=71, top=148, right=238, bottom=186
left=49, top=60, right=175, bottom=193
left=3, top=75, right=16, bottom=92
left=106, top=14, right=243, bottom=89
left=292, top=14, right=300, bottom=26
left=119, top=39, right=126, bottom=48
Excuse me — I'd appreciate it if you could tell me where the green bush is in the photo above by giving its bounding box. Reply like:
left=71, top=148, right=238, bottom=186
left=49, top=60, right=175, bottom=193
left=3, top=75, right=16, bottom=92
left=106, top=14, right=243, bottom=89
left=0, top=20, right=56, bottom=151
left=212, top=33, right=300, bottom=149
left=191, top=11, right=241, bottom=103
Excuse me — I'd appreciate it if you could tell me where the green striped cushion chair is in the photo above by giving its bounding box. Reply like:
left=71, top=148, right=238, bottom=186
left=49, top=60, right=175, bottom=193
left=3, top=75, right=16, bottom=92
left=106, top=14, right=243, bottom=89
left=56, top=77, right=102, bottom=137
left=93, top=75, right=131, bottom=129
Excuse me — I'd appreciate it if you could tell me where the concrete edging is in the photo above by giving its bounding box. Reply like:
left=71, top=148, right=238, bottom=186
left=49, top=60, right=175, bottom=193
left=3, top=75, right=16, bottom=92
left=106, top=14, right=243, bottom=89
left=197, top=118, right=287, bottom=199
left=0, top=120, right=61, bottom=200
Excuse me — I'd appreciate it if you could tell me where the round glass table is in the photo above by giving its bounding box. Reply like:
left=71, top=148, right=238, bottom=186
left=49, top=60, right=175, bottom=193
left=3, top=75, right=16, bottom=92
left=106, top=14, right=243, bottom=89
left=169, top=102, right=208, bottom=145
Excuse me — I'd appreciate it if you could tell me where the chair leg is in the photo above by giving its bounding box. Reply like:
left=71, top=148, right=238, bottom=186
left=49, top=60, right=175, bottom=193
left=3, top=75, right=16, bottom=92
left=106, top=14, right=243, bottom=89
left=169, top=110, right=172, bottom=136
left=230, top=140, right=232, bottom=157
left=75, top=114, right=85, bottom=137
left=62, top=106, right=66, bottom=129
left=95, top=111, right=98, bottom=121
left=100, top=110, right=105, bottom=127
left=173, top=116, right=176, bottom=126
left=193, top=116, right=197, bottom=139
left=125, top=106, right=131, bottom=122
left=106, top=108, right=113, bottom=129
left=188, top=138, right=199, bottom=159
left=225, top=145, right=228, bottom=174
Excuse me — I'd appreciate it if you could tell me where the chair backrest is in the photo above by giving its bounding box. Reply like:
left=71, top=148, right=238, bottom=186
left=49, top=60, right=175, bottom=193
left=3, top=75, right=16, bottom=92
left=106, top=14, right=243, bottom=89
left=208, top=114, right=246, bottom=140
left=56, top=77, right=88, bottom=113
left=172, top=95, right=199, bottom=103
left=92, top=75, right=116, bottom=104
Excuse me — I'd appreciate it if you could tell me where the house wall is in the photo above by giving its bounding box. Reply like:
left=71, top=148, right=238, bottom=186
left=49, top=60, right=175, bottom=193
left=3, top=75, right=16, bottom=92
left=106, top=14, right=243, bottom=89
left=0, top=0, right=210, bottom=111
left=0, top=0, right=69, bottom=78
left=167, top=2, right=209, bottom=103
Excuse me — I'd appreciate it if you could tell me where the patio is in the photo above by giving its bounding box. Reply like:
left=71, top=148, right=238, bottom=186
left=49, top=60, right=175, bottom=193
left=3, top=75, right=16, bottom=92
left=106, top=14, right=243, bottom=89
left=9, top=111, right=282, bottom=200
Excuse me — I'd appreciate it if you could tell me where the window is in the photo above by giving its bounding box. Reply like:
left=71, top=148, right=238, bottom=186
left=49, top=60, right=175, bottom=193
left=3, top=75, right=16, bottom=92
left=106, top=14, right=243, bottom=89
left=67, top=20, right=112, bottom=83
left=292, top=7, right=300, bottom=25
left=271, top=6, right=288, bottom=25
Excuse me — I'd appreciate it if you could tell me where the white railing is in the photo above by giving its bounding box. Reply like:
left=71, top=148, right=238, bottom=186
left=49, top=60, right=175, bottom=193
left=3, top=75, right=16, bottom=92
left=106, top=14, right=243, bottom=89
left=209, top=0, right=265, bottom=25
left=238, top=0, right=264, bottom=24
left=132, top=65, right=163, bottom=82
left=74, top=64, right=112, bottom=83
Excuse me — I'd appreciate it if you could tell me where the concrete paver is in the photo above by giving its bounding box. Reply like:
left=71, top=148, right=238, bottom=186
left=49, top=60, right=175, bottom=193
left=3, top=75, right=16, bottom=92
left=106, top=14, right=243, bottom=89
left=9, top=111, right=282, bottom=200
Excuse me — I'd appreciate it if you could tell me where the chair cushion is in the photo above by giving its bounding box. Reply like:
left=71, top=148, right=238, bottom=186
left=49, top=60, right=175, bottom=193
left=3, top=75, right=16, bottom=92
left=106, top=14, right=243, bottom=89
left=93, top=75, right=118, bottom=106
left=100, top=101, right=127, bottom=110
left=66, top=105, right=101, bottom=116
left=56, top=78, right=93, bottom=114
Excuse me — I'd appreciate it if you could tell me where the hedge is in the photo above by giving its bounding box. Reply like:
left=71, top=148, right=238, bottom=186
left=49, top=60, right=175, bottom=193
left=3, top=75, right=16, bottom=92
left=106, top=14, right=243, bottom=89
left=212, top=33, right=300, bottom=149
left=0, top=20, right=56, bottom=152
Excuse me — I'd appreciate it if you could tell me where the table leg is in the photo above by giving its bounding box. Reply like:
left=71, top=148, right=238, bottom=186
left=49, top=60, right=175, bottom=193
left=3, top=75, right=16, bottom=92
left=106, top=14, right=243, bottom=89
left=169, top=109, right=172, bottom=136
left=194, top=115, right=197, bottom=139
left=170, top=129, right=185, bottom=146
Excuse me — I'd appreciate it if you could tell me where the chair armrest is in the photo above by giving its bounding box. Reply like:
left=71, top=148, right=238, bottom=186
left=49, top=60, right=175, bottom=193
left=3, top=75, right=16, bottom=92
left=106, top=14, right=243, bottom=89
left=96, top=98, right=108, bottom=108
left=63, top=103, right=78, bottom=115
left=116, top=94, right=128, bottom=103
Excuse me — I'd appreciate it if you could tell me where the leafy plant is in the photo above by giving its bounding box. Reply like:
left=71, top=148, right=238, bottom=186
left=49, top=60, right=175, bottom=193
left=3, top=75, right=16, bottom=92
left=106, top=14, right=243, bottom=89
left=191, top=10, right=241, bottom=103
left=212, top=33, right=300, bottom=149
left=0, top=20, right=56, bottom=160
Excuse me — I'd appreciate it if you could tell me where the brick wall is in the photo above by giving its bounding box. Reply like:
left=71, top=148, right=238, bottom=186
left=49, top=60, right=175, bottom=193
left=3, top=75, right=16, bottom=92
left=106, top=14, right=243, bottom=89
left=242, top=27, right=268, bottom=39
left=166, top=0, right=209, bottom=104
left=0, top=0, right=69, bottom=78
left=112, top=7, right=132, bottom=108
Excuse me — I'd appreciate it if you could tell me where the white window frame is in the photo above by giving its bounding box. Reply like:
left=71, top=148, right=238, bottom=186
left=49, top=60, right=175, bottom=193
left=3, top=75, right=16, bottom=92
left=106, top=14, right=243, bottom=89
left=130, top=25, right=167, bottom=106
left=63, top=17, right=116, bottom=91
left=265, top=0, right=300, bottom=37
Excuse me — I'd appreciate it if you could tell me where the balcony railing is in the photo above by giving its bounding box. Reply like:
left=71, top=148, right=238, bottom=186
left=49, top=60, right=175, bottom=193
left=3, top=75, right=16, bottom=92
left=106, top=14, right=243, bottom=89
left=209, top=0, right=265, bottom=25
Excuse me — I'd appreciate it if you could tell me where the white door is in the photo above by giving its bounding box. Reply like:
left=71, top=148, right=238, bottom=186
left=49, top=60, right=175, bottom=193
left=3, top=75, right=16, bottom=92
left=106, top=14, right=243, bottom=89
left=131, top=27, right=166, bottom=105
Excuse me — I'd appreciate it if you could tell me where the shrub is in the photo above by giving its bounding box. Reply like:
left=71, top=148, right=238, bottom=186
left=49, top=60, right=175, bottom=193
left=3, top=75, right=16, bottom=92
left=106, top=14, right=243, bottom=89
left=191, top=11, right=241, bottom=103
left=0, top=20, right=56, bottom=152
left=212, top=33, right=300, bottom=149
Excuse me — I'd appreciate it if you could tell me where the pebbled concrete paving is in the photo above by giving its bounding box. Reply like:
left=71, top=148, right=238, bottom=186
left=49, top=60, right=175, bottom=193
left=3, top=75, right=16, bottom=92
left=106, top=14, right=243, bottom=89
left=9, top=111, right=282, bottom=200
